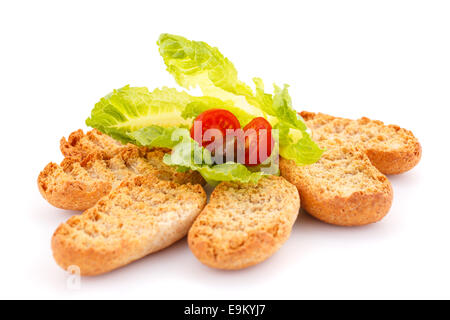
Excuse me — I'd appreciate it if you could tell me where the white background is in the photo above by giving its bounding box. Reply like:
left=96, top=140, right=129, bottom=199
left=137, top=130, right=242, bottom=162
left=1, top=0, right=449, bottom=299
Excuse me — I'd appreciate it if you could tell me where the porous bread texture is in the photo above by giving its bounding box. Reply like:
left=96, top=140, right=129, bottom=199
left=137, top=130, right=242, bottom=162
left=38, top=146, right=205, bottom=211
left=38, top=161, right=113, bottom=211
left=279, top=143, right=393, bottom=226
left=188, top=175, right=300, bottom=270
left=61, top=128, right=172, bottom=159
left=52, top=175, right=206, bottom=276
left=300, top=111, right=421, bottom=175
left=60, top=129, right=126, bottom=159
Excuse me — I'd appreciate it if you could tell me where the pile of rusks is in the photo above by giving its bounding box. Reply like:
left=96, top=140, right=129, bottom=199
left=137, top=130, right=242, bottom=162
left=38, top=111, right=421, bottom=275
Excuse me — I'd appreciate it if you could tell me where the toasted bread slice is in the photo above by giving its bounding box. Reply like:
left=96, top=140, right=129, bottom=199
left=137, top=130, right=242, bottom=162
left=60, top=129, right=126, bottom=159
left=61, top=129, right=172, bottom=159
left=279, top=143, right=393, bottom=226
left=38, top=147, right=205, bottom=211
left=300, top=111, right=421, bottom=174
left=52, top=175, right=206, bottom=276
left=188, top=176, right=300, bottom=269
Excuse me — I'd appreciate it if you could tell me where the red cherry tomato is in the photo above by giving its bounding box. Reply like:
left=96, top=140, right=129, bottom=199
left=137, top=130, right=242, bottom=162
left=242, top=117, right=274, bottom=166
left=190, top=109, right=241, bottom=151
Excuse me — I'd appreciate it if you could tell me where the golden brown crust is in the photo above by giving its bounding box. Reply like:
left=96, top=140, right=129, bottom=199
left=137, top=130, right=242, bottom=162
left=60, top=129, right=125, bottom=159
left=279, top=146, right=393, bottom=226
left=38, top=146, right=204, bottom=211
left=298, top=183, right=393, bottom=227
left=365, top=140, right=422, bottom=175
left=61, top=129, right=205, bottom=185
left=60, top=128, right=173, bottom=160
left=52, top=175, right=207, bottom=276
left=299, top=111, right=422, bottom=175
left=38, top=161, right=112, bottom=211
left=188, top=176, right=300, bottom=269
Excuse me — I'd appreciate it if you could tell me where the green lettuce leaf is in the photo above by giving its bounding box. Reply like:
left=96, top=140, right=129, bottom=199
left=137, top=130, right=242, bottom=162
left=157, top=33, right=253, bottom=96
left=278, top=129, right=324, bottom=165
left=157, top=33, right=266, bottom=118
left=191, top=162, right=265, bottom=186
left=157, top=34, right=324, bottom=165
left=86, top=85, right=194, bottom=143
left=165, top=133, right=265, bottom=186
left=86, top=84, right=251, bottom=144
left=127, top=126, right=185, bottom=149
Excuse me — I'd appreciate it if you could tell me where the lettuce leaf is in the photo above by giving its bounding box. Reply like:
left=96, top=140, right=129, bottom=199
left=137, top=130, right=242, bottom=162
left=86, top=85, right=195, bottom=143
left=127, top=126, right=185, bottom=148
left=157, top=34, right=324, bottom=165
left=157, top=33, right=266, bottom=119
left=162, top=132, right=264, bottom=186
left=190, top=162, right=265, bottom=186
left=157, top=33, right=253, bottom=97
left=86, top=84, right=255, bottom=144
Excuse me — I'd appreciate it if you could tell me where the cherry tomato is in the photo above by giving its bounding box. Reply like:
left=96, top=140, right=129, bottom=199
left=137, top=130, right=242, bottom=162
left=190, top=109, right=241, bottom=151
left=242, top=117, right=274, bottom=166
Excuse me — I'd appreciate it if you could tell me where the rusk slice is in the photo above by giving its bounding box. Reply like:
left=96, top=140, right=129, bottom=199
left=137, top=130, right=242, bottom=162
left=188, top=176, right=300, bottom=269
left=60, top=129, right=126, bottom=159
left=279, top=144, right=393, bottom=226
left=38, top=147, right=205, bottom=211
left=52, top=175, right=206, bottom=276
left=300, top=111, right=421, bottom=175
